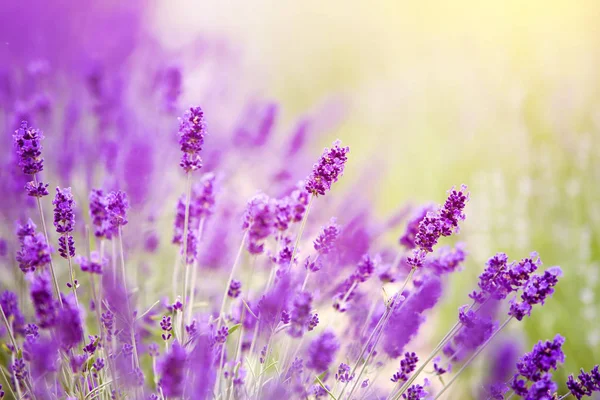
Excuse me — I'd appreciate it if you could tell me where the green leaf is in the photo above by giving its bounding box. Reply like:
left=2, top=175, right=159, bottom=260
left=228, top=323, right=242, bottom=335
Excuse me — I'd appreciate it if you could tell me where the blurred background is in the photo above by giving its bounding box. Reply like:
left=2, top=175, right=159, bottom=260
left=2, top=0, right=600, bottom=397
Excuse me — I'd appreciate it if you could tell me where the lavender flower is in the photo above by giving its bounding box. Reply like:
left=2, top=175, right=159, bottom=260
left=399, top=206, right=433, bottom=250
left=25, top=180, right=49, bottom=197
left=228, top=280, right=242, bottom=298
left=391, top=352, right=419, bottom=383
left=566, top=366, right=600, bottom=399
left=13, top=121, right=44, bottom=175
left=77, top=251, right=106, bottom=274
left=89, top=189, right=114, bottom=239
left=161, top=316, right=173, bottom=341
left=0, top=291, right=25, bottom=335
left=314, top=218, right=340, bottom=255
left=289, top=291, right=313, bottom=338
left=306, top=330, right=340, bottom=372
left=242, top=193, right=275, bottom=254
left=158, top=341, right=187, bottom=396
left=106, top=190, right=129, bottom=228
left=336, top=363, right=355, bottom=383
left=402, top=383, right=427, bottom=400
left=305, top=140, right=349, bottom=196
left=53, top=187, right=75, bottom=234
left=56, top=294, right=84, bottom=350
left=178, top=106, right=206, bottom=173
left=16, top=220, right=52, bottom=273
left=509, top=267, right=562, bottom=321
left=30, top=271, right=57, bottom=328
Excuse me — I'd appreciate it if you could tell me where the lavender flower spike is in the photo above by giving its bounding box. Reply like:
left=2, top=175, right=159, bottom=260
left=53, top=187, right=76, bottom=259
left=106, top=190, right=129, bottom=228
left=178, top=106, right=206, bottom=173
left=305, top=139, right=349, bottom=196
left=13, top=120, right=44, bottom=175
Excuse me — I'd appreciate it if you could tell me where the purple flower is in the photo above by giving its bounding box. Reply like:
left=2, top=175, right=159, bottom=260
left=89, top=189, right=114, bottom=239
left=509, top=267, right=562, bottom=321
left=289, top=291, right=313, bottom=338
left=242, top=194, right=275, bottom=254
left=191, top=172, right=217, bottom=219
left=178, top=106, right=206, bottom=173
left=402, top=383, right=427, bottom=400
left=13, top=120, right=44, bottom=175
left=314, top=218, right=340, bottom=255
left=228, top=280, right=242, bottom=298
left=106, top=190, right=129, bottom=228
left=305, top=139, right=349, bottom=196
left=0, top=291, right=25, bottom=335
left=383, top=278, right=443, bottom=358
left=25, top=180, right=49, bottom=197
left=58, top=235, right=75, bottom=259
left=16, top=221, right=52, bottom=273
left=306, top=330, right=340, bottom=372
left=56, top=293, right=84, bottom=350
left=407, top=186, right=469, bottom=267
left=30, top=271, right=58, bottom=328
left=514, top=335, right=565, bottom=383
left=566, top=366, right=600, bottom=399
left=525, top=374, right=558, bottom=400
left=158, top=340, right=187, bottom=396
left=335, top=363, right=355, bottom=383
left=53, top=187, right=75, bottom=234
left=189, top=336, right=215, bottom=400
left=308, top=313, right=319, bottom=331
left=391, top=352, right=419, bottom=383
left=161, top=316, right=173, bottom=341
left=77, top=251, right=106, bottom=274
left=399, top=205, right=433, bottom=250
left=425, top=244, right=466, bottom=275
left=214, top=326, right=228, bottom=344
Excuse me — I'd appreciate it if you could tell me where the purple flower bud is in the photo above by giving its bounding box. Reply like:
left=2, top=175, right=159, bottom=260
left=29, top=271, right=58, bottom=328
left=391, top=352, right=418, bottom=383
left=314, top=218, right=340, bottom=255
left=89, top=189, right=114, bottom=239
left=106, top=190, right=129, bottom=228
left=77, top=251, right=106, bottom=274
left=53, top=187, right=75, bottom=234
left=228, top=280, right=242, bottom=298
left=158, top=341, right=187, bottom=396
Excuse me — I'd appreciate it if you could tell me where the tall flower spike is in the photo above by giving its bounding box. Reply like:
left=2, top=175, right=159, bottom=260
left=508, top=267, right=562, bottom=321
left=13, top=120, right=44, bottom=175
left=16, top=222, right=52, bottom=273
left=305, top=139, right=349, bottom=196
left=306, top=330, right=340, bottom=372
left=314, top=218, right=340, bottom=255
left=30, top=271, right=58, bottom=328
left=178, top=106, right=206, bottom=173
left=53, top=187, right=76, bottom=259
left=106, top=190, right=129, bottom=228
left=89, top=189, right=114, bottom=239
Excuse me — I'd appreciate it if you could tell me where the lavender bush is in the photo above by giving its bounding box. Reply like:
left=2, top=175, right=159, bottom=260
left=0, top=2, right=599, bottom=400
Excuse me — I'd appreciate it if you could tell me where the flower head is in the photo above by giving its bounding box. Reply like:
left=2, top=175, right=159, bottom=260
left=314, top=218, right=340, bottom=255
left=305, top=139, right=349, bottom=196
left=106, top=190, right=129, bottom=228
left=25, top=181, right=49, bottom=197
left=53, top=187, right=75, bottom=234
left=30, top=271, right=58, bottom=328
left=306, top=330, right=340, bottom=372
left=158, top=341, right=187, bottom=396
left=13, top=121, right=44, bottom=175
left=89, top=189, right=114, bottom=239
left=178, top=106, right=206, bottom=173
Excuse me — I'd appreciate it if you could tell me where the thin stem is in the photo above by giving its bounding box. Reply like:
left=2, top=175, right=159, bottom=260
left=341, top=267, right=416, bottom=399
left=289, top=195, right=314, bottom=269
left=216, top=231, right=248, bottom=330
left=65, top=235, right=80, bottom=307
left=34, top=174, right=63, bottom=307
left=558, top=393, right=571, bottom=400
left=118, top=226, right=140, bottom=371
left=0, top=304, right=19, bottom=353
left=433, top=317, right=513, bottom=400
left=180, top=172, right=193, bottom=342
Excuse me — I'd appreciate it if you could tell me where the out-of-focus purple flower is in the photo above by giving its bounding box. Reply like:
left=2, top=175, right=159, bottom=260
left=56, top=293, right=84, bottom=350
left=189, top=336, right=215, bottom=399
left=235, top=102, right=279, bottom=147
left=160, top=65, right=182, bottom=113
left=306, top=330, right=340, bottom=372
left=289, top=291, right=312, bottom=338
left=566, top=365, right=600, bottom=399
left=290, top=183, right=310, bottom=222
left=214, top=326, right=229, bottom=345
left=192, top=172, right=217, bottom=219
left=89, top=189, right=114, bottom=239
left=314, top=218, right=340, bottom=255
left=305, top=140, right=349, bottom=197
left=101, top=308, right=114, bottom=342
left=0, top=291, right=25, bottom=335
left=25, top=180, right=49, bottom=197
left=178, top=106, right=206, bottom=173
left=242, top=193, right=275, bottom=254
left=158, top=340, right=187, bottom=397
left=16, top=221, right=52, bottom=273
left=482, top=338, right=521, bottom=398
left=228, top=280, right=242, bottom=298
left=383, top=277, right=442, bottom=358
left=30, top=271, right=57, bottom=328
left=335, top=363, right=355, bottom=383
left=308, top=313, right=319, bottom=331
left=13, top=121, right=44, bottom=175
left=425, top=244, right=466, bottom=275
left=391, top=352, right=418, bottom=383
left=509, top=267, right=562, bottom=321
left=106, top=190, right=129, bottom=228
left=77, top=251, right=106, bottom=274
left=333, top=254, right=377, bottom=312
